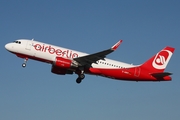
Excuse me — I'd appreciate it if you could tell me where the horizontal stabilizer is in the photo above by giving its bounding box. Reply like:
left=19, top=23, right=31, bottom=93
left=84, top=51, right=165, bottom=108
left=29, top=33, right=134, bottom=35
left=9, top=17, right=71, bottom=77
left=150, top=72, right=172, bottom=78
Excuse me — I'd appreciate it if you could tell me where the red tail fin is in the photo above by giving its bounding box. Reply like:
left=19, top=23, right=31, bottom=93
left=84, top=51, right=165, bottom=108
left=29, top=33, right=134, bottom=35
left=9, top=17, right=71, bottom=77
left=140, top=46, right=175, bottom=72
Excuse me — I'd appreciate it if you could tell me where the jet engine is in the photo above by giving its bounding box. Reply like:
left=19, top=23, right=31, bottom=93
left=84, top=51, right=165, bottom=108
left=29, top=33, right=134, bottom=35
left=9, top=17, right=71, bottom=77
left=53, top=57, right=79, bottom=69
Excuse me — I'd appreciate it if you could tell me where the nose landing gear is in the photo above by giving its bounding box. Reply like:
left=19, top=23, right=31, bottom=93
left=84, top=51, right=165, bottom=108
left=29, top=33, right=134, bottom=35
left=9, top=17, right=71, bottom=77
left=22, top=58, right=28, bottom=67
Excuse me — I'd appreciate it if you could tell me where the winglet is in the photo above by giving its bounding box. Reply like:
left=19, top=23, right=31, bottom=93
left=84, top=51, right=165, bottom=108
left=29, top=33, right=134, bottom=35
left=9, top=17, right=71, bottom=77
left=111, top=40, right=123, bottom=50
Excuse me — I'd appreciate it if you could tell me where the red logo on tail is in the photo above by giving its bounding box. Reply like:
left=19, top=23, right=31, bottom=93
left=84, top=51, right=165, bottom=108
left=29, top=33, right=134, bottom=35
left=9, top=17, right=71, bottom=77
left=155, top=51, right=169, bottom=65
left=152, top=50, right=172, bottom=69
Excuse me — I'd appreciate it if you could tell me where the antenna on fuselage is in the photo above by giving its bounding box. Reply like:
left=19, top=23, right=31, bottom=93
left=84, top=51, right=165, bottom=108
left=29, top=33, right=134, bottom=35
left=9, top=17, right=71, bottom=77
left=32, top=38, right=34, bottom=41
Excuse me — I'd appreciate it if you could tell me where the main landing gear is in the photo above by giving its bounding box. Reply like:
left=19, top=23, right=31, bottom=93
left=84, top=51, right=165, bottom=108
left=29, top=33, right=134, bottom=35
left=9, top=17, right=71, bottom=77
left=76, top=74, right=85, bottom=84
left=76, top=68, right=85, bottom=84
left=22, top=58, right=28, bottom=68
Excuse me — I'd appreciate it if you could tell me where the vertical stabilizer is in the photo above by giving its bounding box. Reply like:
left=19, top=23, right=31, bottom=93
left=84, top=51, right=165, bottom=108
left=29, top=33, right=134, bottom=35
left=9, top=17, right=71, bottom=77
left=140, top=46, right=175, bottom=72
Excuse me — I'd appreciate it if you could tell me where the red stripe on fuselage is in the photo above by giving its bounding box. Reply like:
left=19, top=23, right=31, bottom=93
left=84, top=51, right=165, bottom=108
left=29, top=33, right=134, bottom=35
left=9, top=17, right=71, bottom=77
left=88, top=67, right=171, bottom=81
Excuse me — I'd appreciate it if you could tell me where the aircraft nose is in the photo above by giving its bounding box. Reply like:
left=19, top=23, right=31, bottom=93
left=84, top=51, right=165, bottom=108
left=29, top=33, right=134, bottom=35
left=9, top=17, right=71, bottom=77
left=5, top=43, right=11, bottom=51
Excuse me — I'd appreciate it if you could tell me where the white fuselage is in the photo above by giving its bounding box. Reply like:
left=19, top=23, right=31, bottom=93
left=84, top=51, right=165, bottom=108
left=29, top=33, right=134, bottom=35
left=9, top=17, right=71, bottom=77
left=5, top=39, right=135, bottom=69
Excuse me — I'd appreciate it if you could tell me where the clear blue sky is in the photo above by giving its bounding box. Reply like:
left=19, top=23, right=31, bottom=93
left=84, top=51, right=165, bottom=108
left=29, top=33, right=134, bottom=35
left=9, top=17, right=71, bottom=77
left=1, top=0, right=180, bottom=120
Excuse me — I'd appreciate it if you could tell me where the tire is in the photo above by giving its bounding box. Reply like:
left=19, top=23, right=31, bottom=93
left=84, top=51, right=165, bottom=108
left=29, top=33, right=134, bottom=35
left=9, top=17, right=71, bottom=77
left=79, top=74, right=85, bottom=79
left=22, top=63, right=26, bottom=67
left=76, top=78, right=82, bottom=84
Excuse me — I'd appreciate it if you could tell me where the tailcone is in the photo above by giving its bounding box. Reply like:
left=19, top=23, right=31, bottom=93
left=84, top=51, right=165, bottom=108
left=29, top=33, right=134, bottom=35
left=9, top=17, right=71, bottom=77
left=163, top=76, right=172, bottom=81
left=157, top=76, right=172, bottom=81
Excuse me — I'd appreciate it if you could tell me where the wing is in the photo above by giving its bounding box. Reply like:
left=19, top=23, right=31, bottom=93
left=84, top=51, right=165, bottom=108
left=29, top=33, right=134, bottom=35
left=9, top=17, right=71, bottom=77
left=74, top=40, right=122, bottom=66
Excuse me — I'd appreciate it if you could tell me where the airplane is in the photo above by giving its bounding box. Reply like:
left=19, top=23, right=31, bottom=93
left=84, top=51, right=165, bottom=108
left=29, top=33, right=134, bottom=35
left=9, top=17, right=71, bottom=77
left=5, top=39, right=175, bottom=84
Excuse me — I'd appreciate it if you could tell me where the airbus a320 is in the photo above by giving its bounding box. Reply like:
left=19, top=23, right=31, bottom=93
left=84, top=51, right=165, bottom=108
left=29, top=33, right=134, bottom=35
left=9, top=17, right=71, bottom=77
left=5, top=39, right=175, bottom=84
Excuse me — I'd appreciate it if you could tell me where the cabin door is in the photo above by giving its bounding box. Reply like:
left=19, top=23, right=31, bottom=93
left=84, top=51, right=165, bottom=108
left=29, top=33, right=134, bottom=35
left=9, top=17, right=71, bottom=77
left=26, top=41, right=32, bottom=50
left=134, top=67, right=140, bottom=77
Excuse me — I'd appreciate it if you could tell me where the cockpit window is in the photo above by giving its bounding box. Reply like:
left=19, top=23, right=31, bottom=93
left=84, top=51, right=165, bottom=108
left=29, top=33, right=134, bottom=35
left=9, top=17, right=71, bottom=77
left=13, top=41, right=21, bottom=44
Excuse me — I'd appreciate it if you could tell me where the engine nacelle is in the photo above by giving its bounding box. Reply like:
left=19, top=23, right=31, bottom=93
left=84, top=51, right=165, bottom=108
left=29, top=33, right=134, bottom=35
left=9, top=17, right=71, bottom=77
left=51, top=66, right=73, bottom=75
left=53, top=57, right=79, bottom=69
left=51, top=66, right=67, bottom=75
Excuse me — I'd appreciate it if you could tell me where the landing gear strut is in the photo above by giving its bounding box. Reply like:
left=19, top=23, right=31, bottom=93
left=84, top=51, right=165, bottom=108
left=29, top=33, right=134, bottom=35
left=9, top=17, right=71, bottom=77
left=22, top=58, right=28, bottom=68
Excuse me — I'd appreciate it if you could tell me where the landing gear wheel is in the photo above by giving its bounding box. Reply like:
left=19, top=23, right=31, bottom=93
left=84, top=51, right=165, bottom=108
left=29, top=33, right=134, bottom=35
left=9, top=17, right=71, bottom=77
left=22, top=63, right=26, bottom=68
left=79, top=74, right=85, bottom=79
left=76, top=78, right=82, bottom=84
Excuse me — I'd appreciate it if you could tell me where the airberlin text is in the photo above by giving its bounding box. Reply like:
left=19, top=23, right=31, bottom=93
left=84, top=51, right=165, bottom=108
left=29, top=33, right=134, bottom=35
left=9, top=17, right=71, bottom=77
left=34, top=44, right=78, bottom=58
